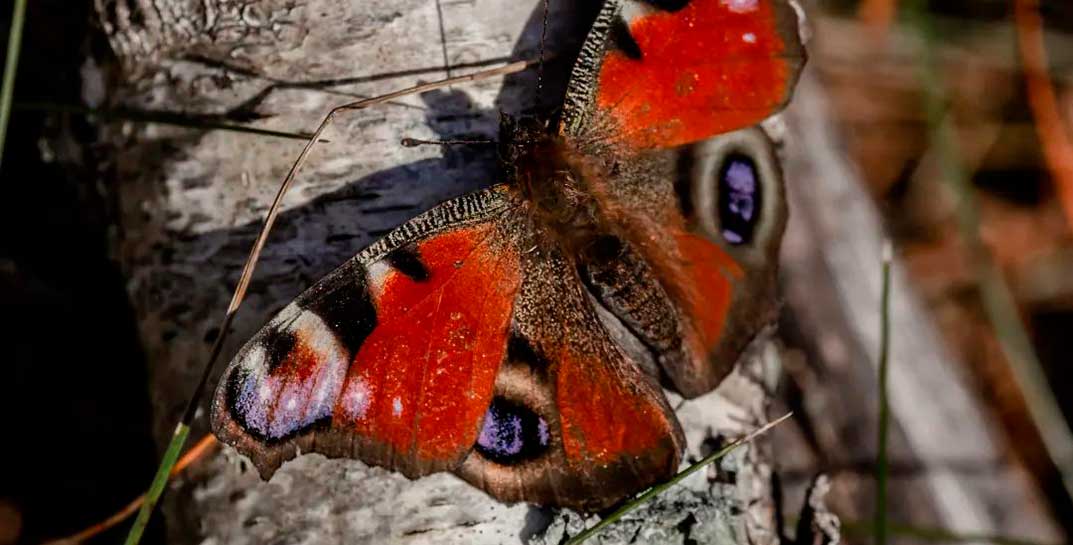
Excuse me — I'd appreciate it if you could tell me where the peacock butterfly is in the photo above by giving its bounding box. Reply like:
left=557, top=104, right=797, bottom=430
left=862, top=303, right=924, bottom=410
left=211, top=0, right=805, bottom=512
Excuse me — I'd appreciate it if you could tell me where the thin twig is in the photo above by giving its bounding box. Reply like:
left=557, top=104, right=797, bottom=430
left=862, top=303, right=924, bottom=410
left=536, top=0, right=549, bottom=97
left=45, top=436, right=218, bottom=545
left=0, top=0, right=28, bottom=172
left=565, top=413, right=793, bottom=545
left=400, top=137, right=496, bottom=147
left=121, top=58, right=536, bottom=545
left=434, top=0, right=451, bottom=79
left=857, top=0, right=897, bottom=44
left=1014, top=0, right=1073, bottom=233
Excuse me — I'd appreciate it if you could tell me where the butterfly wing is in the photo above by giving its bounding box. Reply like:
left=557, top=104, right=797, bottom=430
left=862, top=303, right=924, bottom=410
left=560, top=0, right=805, bottom=148
left=212, top=185, right=684, bottom=511
left=563, top=128, right=787, bottom=397
left=553, top=0, right=798, bottom=396
left=211, top=0, right=799, bottom=506
left=454, top=227, right=684, bottom=512
left=653, top=127, right=787, bottom=396
left=212, top=186, right=524, bottom=478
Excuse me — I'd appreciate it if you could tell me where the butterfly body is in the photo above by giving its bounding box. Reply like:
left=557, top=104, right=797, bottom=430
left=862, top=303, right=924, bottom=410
left=212, top=0, right=804, bottom=512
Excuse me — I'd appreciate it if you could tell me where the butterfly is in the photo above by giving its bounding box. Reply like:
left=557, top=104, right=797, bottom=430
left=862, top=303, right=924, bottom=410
left=211, top=0, right=804, bottom=512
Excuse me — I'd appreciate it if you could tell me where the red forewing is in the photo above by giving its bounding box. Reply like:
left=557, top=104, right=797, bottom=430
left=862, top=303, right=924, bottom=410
left=561, top=0, right=805, bottom=148
left=211, top=186, right=523, bottom=478
left=339, top=223, right=521, bottom=464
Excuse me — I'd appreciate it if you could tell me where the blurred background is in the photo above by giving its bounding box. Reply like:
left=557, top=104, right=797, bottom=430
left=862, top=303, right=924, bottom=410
left=1, top=0, right=1072, bottom=544
left=771, top=1, right=1073, bottom=542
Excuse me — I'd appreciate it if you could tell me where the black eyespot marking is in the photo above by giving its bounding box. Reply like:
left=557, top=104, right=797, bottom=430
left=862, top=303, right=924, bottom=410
left=675, top=148, right=696, bottom=220
left=611, top=16, right=642, bottom=60
left=225, top=365, right=253, bottom=429
left=475, top=397, right=550, bottom=464
left=386, top=245, right=430, bottom=282
left=301, top=264, right=377, bottom=354
left=718, top=153, right=762, bottom=246
left=642, top=0, right=691, bottom=11
left=507, top=334, right=551, bottom=373
left=263, top=330, right=297, bottom=374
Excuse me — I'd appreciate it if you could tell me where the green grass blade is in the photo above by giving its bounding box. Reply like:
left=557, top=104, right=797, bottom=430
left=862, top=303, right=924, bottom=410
left=0, top=0, right=28, bottom=172
left=123, top=312, right=236, bottom=545
left=565, top=412, right=793, bottom=545
left=875, top=241, right=893, bottom=545
left=123, top=423, right=191, bottom=545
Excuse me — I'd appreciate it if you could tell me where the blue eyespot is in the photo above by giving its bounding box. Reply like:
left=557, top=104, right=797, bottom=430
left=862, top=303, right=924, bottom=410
left=718, top=154, right=761, bottom=246
left=475, top=397, right=550, bottom=464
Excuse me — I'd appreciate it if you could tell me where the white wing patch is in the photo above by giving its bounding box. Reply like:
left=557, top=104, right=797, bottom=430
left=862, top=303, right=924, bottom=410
left=721, top=0, right=759, bottom=13
left=366, top=259, right=392, bottom=298
left=340, top=377, right=371, bottom=420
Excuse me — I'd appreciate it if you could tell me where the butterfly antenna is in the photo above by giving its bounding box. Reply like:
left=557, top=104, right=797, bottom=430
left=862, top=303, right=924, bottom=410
left=536, top=0, right=550, bottom=98
left=122, top=58, right=538, bottom=545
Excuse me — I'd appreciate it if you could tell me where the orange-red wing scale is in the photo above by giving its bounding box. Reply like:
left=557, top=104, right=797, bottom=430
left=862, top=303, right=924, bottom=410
left=555, top=345, right=679, bottom=464
left=672, top=230, right=743, bottom=351
left=565, top=0, right=804, bottom=148
left=453, top=244, right=685, bottom=512
left=338, top=225, right=522, bottom=463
